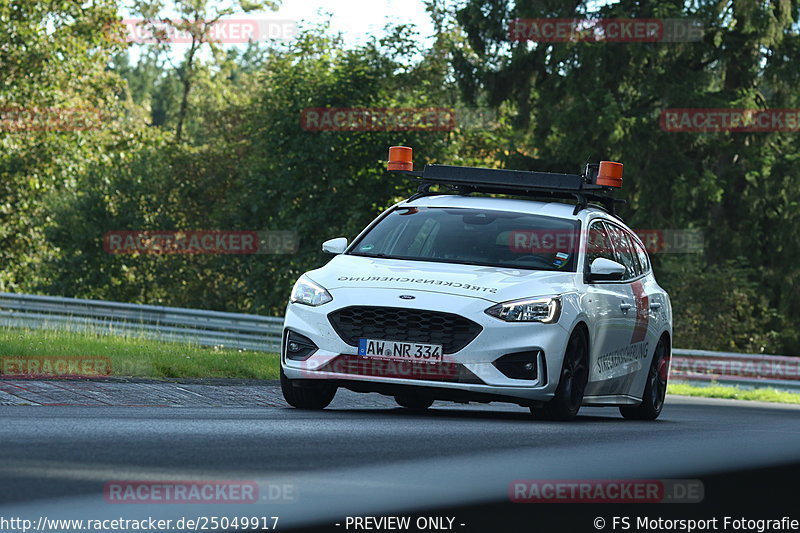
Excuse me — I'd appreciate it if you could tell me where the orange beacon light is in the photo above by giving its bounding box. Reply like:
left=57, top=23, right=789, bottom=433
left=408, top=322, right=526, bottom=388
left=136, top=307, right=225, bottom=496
left=388, top=146, right=413, bottom=172
left=596, top=161, right=623, bottom=188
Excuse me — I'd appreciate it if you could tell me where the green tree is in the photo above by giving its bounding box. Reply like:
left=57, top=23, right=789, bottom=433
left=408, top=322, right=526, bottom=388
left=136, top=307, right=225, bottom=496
left=446, top=0, right=800, bottom=353
left=0, top=0, right=126, bottom=291
left=129, top=0, right=280, bottom=140
left=39, top=25, right=459, bottom=315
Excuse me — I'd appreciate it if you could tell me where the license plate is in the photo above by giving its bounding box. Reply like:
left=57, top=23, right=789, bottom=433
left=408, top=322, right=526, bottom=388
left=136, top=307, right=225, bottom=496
left=358, top=339, right=443, bottom=362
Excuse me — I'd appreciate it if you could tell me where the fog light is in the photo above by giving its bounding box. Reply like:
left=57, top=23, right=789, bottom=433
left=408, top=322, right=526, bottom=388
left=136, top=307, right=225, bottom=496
left=284, top=330, right=318, bottom=361
left=493, top=351, right=540, bottom=380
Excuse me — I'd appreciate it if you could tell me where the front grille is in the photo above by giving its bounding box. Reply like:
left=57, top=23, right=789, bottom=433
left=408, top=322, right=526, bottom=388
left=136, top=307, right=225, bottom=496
left=327, top=306, right=483, bottom=354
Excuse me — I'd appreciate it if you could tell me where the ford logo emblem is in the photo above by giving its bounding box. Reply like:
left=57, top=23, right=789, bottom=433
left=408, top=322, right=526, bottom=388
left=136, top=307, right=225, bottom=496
left=399, top=295, right=415, bottom=300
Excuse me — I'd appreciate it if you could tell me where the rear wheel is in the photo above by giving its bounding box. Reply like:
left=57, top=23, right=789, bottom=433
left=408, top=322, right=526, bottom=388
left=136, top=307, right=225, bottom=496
left=395, top=394, right=434, bottom=410
left=530, top=327, right=589, bottom=421
left=280, top=366, right=337, bottom=409
left=620, top=337, right=670, bottom=421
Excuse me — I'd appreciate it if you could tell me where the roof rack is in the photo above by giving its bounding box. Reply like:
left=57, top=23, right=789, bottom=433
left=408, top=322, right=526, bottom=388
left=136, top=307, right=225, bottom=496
left=386, top=146, right=625, bottom=216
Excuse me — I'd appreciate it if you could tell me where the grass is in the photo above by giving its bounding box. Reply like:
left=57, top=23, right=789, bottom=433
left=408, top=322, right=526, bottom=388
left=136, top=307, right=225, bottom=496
left=668, top=382, right=800, bottom=404
left=0, top=327, right=280, bottom=379
left=2, top=328, right=799, bottom=405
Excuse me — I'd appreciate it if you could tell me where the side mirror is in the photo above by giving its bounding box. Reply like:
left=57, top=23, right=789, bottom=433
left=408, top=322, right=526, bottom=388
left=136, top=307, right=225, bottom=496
left=588, top=258, right=626, bottom=282
left=322, top=237, right=348, bottom=254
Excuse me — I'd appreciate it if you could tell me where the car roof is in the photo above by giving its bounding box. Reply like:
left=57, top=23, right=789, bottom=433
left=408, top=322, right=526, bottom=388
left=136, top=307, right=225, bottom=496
left=398, top=194, right=610, bottom=222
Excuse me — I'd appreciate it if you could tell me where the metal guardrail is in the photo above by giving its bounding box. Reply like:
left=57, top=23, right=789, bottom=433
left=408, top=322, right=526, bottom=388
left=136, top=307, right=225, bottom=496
left=0, top=292, right=282, bottom=352
left=671, top=349, right=800, bottom=392
left=1, top=292, right=798, bottom=391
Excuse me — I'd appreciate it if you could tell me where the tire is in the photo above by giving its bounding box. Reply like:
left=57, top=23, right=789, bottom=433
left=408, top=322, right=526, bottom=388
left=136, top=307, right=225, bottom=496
left=394, top=394, right=434, bottom=410
left=280, top=366, right=336, bottom=409
left=620, top=337, right=670, bottom=421
left=530, top=327, right=589, bottom=421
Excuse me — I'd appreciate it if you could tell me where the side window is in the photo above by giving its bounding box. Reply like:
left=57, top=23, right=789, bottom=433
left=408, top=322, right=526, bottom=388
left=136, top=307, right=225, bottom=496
left=606, top=223, right=638, bottom=280
left=632, top=237, right=651, bottom=274
left=585, top=220, right=615, bottom=271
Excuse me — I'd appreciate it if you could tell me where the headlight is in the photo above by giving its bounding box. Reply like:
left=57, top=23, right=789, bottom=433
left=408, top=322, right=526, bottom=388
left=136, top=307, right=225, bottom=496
left=290, top=275, right=333, bottom=306
left=485, top=296, right=561, bottom=323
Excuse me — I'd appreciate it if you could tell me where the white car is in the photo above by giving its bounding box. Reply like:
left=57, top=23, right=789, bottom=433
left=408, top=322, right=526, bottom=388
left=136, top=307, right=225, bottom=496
left=280, top=148, right=672, bottom=420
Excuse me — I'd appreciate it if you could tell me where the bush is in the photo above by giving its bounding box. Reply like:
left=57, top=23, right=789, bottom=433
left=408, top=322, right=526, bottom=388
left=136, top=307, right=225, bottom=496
left=657, top=257, right=783, bottom=353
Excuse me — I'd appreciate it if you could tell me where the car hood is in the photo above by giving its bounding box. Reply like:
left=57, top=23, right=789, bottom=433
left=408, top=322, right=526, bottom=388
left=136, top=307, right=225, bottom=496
left=307, top=255, right=578, bottom=304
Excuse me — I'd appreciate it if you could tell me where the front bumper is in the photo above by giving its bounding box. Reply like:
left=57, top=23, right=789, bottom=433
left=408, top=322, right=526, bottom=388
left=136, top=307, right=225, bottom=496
left=281, top=288, right=571, bottom=403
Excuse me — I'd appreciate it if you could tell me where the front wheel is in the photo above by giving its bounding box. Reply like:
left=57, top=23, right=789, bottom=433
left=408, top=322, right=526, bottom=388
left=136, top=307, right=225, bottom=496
left=530, top=327, right=589, bottom=421
left=620, top=337, right=670, bottom=421
left=280, top=366, right=337, bottom=409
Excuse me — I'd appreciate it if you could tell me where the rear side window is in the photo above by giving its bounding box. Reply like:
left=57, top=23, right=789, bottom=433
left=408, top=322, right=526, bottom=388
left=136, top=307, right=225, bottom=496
left=632, top=236, right=651, bottom=274
left=605, top=223, right=639, bottom=280
left=623, top=231, right=644, bottom=277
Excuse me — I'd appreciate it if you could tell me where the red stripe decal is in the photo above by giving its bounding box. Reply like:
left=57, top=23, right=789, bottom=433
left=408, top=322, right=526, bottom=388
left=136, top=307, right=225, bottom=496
left=631, top=280, right=649, bottom=343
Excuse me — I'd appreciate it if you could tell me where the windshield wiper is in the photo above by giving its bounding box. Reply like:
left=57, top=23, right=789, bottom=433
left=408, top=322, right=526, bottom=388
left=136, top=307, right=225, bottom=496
left=350, top=253, right=560, bottom=271
left=349, top=252, right=391, bottom=258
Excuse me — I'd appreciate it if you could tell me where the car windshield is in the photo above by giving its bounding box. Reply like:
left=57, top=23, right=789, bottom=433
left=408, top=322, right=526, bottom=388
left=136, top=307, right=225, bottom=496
left=348, top=206, right=580, bottom=271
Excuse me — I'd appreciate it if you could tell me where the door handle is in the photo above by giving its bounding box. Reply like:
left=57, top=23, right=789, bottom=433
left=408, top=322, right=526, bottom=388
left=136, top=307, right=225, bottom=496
left=649, top=302, right=662, bottom=310
left=619, top=302, right=632, bottom=311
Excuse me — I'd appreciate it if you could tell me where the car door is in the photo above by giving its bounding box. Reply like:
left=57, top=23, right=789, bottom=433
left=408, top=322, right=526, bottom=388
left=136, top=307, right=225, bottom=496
left=626, top=232, right=670, bottom=399
left=597, top=222, right=653, bottom=398
left=582, top=219, right=634, bottom=398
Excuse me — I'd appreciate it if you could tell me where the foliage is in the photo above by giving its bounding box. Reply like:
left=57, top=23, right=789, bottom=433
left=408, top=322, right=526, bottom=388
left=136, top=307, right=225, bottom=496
left=1, top=1, right=799, bottom=354
left=445, top=0, right=800, bottom=353
left=0, top=0, right=126, bottom=291
left=36, top=26, right=459, bottom=315
left=659, top=257, right=781, bottom=352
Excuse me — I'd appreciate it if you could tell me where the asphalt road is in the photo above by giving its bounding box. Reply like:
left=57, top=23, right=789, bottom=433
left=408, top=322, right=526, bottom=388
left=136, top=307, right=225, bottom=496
left=1, top=381, right=799, bottom=532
